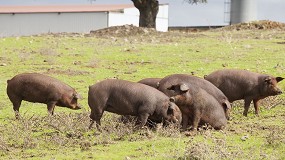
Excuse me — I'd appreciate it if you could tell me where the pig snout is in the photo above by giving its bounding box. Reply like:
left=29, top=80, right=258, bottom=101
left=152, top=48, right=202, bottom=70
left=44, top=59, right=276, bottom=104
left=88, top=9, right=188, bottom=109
left=74, top=105, right=82, bottom=110
left=272, top=88, right=283, bottom=95
left=69, top=103, right=82, bottom=110
left=74, top=104, right=82, bottom=110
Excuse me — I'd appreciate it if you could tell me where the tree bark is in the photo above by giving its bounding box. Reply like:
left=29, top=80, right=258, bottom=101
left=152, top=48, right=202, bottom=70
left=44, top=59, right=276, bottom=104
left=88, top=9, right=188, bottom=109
left=132, top=0, right=159, bottom=29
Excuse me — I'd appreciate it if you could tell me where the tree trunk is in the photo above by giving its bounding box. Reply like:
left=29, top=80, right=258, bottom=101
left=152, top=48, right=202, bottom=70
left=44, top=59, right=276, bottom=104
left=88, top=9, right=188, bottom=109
left=132, top=0, right=159, bottom=29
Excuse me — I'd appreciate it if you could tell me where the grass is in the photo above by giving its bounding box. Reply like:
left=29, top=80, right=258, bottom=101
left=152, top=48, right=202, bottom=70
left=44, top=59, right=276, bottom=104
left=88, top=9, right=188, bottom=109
left=0, top=27, right=285, bottom=159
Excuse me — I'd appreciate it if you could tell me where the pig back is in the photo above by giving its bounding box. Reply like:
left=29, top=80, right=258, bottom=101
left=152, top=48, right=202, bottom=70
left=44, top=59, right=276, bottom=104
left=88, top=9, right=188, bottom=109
left=205, top=69, right=261, bottom=102
left=88, top=79, right=170, bottom=115
left=7, top=73, right=75, bottom=103
left=159, top=74, right=228, bottom=101
left=137, top=78, right=161, bottom=89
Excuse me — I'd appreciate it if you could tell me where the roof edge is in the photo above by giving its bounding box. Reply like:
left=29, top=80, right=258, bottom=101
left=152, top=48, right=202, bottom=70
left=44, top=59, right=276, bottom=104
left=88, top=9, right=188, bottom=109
left=0, top=4, right=135, bottom=14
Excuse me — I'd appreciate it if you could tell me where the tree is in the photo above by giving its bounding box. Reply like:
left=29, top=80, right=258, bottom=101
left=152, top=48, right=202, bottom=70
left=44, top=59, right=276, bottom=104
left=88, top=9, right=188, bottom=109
left=131, top=0, right=207, bottom=29
left=89, top=0, right=207, bottom=29
left=131, top=0, right=159, bottom=28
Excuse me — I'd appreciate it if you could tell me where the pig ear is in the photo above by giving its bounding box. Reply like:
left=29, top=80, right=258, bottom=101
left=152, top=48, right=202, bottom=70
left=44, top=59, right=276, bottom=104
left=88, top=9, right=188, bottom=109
left=180, top=84, right=189, bottom=92
left=168, top=84, right=188, bottom=92
left=73, top=93, right=83, bottom=100
left=276, top=77, right=284, bottom=83
left=167, top=104, right=174, bottom=115
left=223, top=101, right=231, bottom=110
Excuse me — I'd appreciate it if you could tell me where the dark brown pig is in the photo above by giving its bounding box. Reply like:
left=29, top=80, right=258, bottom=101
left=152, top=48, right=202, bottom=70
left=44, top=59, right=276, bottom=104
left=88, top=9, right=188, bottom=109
left=169, top=84, right=227, bottom=130
left=137, top=78, right=161, bottom=89
left=158, top=74, right=231, bottom=119
left=7, top=73, right=82, bottom=119
left=88, top=79, right=182, bottom=130
left=205, top=69, right=284, bottom=116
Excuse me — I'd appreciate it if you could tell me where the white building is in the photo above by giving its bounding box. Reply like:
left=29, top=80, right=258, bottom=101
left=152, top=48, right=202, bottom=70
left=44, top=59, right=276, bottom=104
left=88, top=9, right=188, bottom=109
left=0, top=4, right=168, bottom=37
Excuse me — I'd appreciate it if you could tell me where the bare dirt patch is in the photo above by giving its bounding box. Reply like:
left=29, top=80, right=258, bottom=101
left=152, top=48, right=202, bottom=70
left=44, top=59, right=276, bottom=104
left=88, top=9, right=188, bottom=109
left=0, top=56, right=10, bottom=66
left=86, top=24, right=203, bottom=45
left=89, top=24, right=158, bottom=38
left=218, top=20, right=285, bottom=31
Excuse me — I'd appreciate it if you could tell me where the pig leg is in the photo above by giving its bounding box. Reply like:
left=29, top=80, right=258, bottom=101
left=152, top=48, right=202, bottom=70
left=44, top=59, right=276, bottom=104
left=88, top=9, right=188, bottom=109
left=181, top=113, right=189, bottom=131
left=7, top=93, right=22, bottom=119
left=253, top=99, right=260, bottom=115
left=47, top=101, right=57, bottom=115
left=243, top=98, right=252, bottom=116
left=12, top=99, right=22, bottom=119
left=89, top=110, right=95, bottom=129
left=191, top=110, right=201, bottom=130
left=89, top=120, right=95, bottom=129
left=136, top=113, right=149, bottom=128
left=89, top=108, right=104, bottom=130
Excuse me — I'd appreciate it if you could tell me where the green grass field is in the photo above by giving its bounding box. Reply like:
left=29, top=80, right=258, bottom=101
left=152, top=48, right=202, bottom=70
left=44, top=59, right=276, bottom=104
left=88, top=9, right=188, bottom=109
left=0, top=26, right=285, bottom=159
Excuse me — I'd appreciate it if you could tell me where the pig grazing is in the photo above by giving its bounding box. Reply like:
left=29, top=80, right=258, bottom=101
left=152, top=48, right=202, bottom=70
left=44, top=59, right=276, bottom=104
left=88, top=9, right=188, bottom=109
left=88, top=79, right=182, bottom=129
left=169, top=84, right=227, bottom=130
left=137, top=78, right=161, bottom=89
left=205, top=69, right=284, bottom=116
left=7, top=73, right=82, bottom=119
left=158, top=74, right=231, bottom=119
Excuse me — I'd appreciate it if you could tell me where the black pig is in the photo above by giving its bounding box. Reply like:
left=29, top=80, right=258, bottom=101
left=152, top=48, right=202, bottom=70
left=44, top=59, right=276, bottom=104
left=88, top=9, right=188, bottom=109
left=7, top=73, right=82, bottom=119
left=158, top=74, right=231, bottom=119
left=205, top=69, right=284, bottom=116
left=169, top=84, right=227, bottom=130
left=88, top=79, right=182, bottom=130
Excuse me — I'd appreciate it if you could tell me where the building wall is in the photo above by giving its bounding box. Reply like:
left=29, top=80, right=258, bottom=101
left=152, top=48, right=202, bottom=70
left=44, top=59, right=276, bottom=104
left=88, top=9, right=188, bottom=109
left=0, top=12, right=108, bottom=37
left=0, top=4, right=169, bottom=37
left=108, top=12, right=139, bottom=27
left=156, top=4, right=169, bottom=32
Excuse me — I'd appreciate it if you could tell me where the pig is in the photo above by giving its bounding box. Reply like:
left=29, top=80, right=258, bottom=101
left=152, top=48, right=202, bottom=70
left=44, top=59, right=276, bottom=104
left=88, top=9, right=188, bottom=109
left=137, top=78, right=161, bottom=89
left=7, top=73, right=82, bottom=119
left=169, top=83, right=227, bottom=130
left=158, top=74, right=231, bottom=119
left=88, top=79, right=182, bottom=130
left=205, top=69, right=284, bottom=116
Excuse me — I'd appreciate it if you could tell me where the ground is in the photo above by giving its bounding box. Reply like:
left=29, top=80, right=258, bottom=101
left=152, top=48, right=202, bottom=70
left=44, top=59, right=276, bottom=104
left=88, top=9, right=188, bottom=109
left=0, top=20, right=285, bottom=159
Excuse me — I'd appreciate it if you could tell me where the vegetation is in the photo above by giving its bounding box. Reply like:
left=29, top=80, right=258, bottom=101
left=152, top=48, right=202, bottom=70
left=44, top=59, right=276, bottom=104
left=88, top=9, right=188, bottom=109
left=0, top=26, right=285, bottom=159
left=131, top=0, right=207, bottom=28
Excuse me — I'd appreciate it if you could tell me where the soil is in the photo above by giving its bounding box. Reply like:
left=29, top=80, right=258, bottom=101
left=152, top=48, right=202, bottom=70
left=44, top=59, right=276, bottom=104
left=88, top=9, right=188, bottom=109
left=218, top=20, right=285, bottom=31
left=84, top=20, right=285, bottom=40
left=89, top=24, right=158, bottom=38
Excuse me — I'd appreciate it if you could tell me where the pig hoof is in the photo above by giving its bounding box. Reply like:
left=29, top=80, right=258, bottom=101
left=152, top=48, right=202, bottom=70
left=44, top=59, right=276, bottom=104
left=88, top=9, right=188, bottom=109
left=184, top=130, right=197, bottom=136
